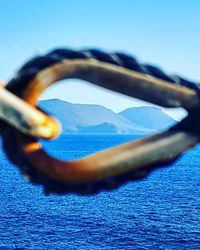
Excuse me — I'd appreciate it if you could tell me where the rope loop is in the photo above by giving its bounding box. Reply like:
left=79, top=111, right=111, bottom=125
left=1, top=48, right=200, bottom=195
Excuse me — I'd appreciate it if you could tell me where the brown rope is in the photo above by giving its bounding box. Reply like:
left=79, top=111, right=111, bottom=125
left=1, top=59, right=200, bottom=194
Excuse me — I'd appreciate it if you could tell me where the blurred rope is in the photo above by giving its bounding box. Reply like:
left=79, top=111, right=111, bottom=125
left=0, top=48, right=200, bottom=195
left=8, top=48, right=199, bottom=95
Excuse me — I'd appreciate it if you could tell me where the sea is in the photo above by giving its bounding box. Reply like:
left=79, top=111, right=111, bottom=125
left=0, top=134, right=200, bottom=250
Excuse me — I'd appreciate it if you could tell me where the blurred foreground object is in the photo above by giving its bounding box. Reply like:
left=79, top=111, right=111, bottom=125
left=1, top=48, right=200, bottom=195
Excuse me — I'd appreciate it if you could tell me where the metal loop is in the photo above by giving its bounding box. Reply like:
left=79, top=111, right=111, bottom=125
left=2, top=58, right=200, bottom=194
left=0, top=83, right=60, bottom=139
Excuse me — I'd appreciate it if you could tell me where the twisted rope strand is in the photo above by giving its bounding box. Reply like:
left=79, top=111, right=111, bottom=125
left=8, top=48, right=199, bottom=94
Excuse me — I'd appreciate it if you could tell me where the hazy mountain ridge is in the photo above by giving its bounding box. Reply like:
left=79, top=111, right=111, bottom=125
left=39, top=99, right=175, bottom=134
left=119, top=106, right=175, bottom=131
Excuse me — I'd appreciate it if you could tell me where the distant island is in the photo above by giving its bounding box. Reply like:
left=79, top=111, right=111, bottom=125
left=39, top=99, right=176, bottom=134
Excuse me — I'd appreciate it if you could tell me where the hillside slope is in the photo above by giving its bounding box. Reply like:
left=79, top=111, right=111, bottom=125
left=119, top=106, right=175, bottom=131
left=39, top=99, right=148, bottom=134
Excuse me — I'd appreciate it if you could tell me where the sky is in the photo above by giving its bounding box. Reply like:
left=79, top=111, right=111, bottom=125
left=1, top=0, right=200, bottom=120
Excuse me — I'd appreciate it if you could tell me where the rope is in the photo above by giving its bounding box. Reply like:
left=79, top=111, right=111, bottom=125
left=1, top=48, right=200, bottom=195
left=7, top=48, right=199, bottom=95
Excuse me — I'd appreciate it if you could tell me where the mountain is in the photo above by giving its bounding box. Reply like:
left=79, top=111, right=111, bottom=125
left=119, top=106, right=175, bottom=131
left=39, top=99, right=175, bottom=134
left=79, top=123, right=119, bottom=134
left=39, top=99, right=148, bottom=134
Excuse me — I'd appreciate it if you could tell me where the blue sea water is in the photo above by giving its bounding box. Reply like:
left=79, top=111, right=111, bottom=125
left=0, top=134, right=200, bottom=249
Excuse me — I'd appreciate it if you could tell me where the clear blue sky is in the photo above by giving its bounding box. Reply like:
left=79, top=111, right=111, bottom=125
left=1, top=0, right=200, bottom=119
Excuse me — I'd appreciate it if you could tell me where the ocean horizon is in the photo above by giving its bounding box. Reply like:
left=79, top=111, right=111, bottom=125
left=0, top=134, right=200, bottom=249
